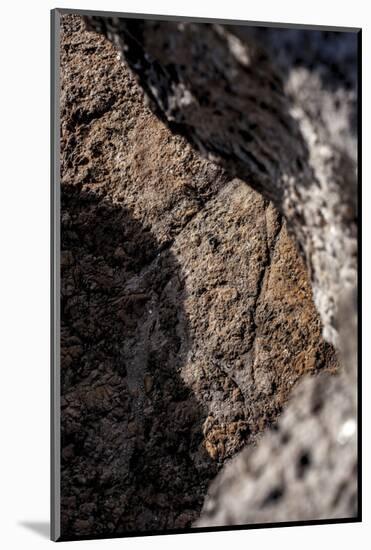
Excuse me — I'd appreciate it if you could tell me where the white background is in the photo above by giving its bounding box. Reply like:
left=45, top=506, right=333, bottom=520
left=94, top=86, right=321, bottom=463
left=0, top=0, right=369, bottom=548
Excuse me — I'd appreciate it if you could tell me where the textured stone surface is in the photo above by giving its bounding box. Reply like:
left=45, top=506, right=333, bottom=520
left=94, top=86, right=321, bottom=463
left=59, top=15, right=338, bottom=538
left=197, top=367, right=357, bottom=526
left=198, top=315, right=358, bottom=528
left=85, top=16, right=358, bottom=349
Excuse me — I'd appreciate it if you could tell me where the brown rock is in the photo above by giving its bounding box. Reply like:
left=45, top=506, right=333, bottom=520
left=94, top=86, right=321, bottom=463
left=59, top=14, right=340, bottom=539
left=143, top=375, right=154, bottom=394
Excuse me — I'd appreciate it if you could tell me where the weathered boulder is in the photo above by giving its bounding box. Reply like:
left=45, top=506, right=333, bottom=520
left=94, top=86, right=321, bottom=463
left=85, top=16, right=358, bottom=350
left=80, top=16, right=358, bottom=528
left=197, top=366, right=357, bottom=526
left=59, top=15, right=341, bottom=537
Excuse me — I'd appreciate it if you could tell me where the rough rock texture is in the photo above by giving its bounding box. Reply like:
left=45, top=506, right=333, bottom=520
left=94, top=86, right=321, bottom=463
left=59, top=15, right=339, bottom=538
left=197, top=284, right=358, bottom=527
left=85, top=16, right=358, bottom=349
left=232, top=26, right=357, bottom=163
left=197, top=367, right=357, bottom=526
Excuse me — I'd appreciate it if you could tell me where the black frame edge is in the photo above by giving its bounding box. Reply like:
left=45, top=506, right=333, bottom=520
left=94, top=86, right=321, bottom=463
left=51, top=7, right=61, bottom=543
left=55, top=7, right=360, bottom=33
left=356, top=27, right=362, bottom=523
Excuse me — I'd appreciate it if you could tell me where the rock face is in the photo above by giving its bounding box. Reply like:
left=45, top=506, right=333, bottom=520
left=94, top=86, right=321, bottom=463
left=197, top=289, right=358, bottom=527
left=197, top=368, right=357, bottom=526
left=85, top=16, right=358, bottom=350
left=59, top=15, right=339, bottom=538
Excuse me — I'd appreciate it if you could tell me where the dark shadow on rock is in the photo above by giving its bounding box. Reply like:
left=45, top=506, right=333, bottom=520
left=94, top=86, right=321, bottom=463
left=18, top=521, right=49, bottom=539
left=60, top=184, right=218, bottom=538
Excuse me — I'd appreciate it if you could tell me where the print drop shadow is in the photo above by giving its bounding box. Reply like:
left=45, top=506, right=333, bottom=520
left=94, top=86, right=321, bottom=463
left=18, top=521, right=49, bottom=539
left=60, top=184, right=218, bottom=538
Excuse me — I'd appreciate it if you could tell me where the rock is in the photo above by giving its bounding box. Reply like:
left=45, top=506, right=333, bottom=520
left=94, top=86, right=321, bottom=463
left=85, top=16, right=358, bottom=351
left=58, top=14, right=354, bottom=539
left=197, top=367, right=357, bottom=526
left=73, top=519, right=93, bottom=533
left=143, top=374, right=154, bottom=394
left=62, top=444, right=75, bottom=461
left=61, top=250, right=74, bottom=268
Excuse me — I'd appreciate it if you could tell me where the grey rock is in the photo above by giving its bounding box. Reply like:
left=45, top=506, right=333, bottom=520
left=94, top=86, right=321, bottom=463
left=197, top=367, right=357, bottom=526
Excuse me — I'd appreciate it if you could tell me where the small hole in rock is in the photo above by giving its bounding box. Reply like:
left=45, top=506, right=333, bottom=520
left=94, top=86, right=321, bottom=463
left=261, top=486, right=285, bottom=507
left=296, top=450, right=311, bottom=478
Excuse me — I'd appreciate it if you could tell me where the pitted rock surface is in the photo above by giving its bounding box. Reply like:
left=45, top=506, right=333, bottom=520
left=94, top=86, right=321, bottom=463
left=197, top=368, right=357, bottom=526
left=60, top=14, right=341, bottom=538
left=85, top=15, right=358, bottom=349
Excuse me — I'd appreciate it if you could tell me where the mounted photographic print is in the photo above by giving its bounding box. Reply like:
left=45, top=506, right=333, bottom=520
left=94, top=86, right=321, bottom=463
left=51, top=8, right=361, bottom=542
